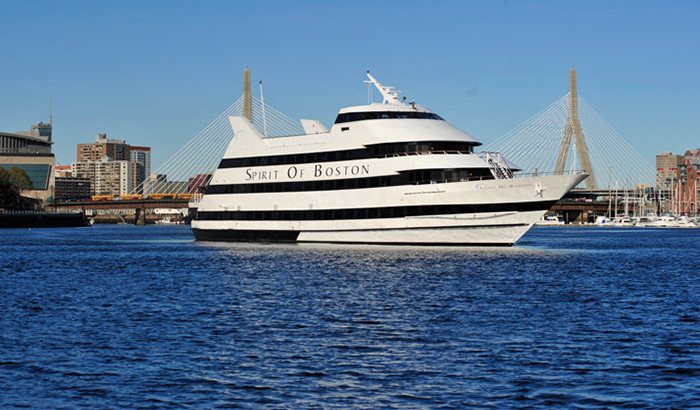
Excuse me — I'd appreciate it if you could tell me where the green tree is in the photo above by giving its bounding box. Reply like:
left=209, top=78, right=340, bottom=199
left=0, top=167, right=17, bottom=209
left=0, top=167, right=34, bottom=209
left=7, top=167, right=32, bottom=190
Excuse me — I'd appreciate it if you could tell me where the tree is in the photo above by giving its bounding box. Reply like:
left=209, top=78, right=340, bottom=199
left=0, top=167, right=34, bottom=209
left=7, top=167, right=32, bottom=190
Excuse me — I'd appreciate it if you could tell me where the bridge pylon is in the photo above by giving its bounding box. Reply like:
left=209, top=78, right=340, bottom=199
left=243, top=67, right=252, bottom=121
left=555, top=67, right=596, bottom=189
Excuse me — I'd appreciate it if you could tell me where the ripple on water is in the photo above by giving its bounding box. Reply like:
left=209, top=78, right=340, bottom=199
left=0, top=225, right=699, bottom=408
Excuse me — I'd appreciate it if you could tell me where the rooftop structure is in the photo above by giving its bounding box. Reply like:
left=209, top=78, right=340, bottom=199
left=0, top=122, right=53, bottom=155
left=77, top=133, right=130, bottom=162
left=54, top=164, right=72, bottom=178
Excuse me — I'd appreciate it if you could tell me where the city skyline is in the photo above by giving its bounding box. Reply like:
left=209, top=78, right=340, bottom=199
left=1, top=0, right=698, bottom=168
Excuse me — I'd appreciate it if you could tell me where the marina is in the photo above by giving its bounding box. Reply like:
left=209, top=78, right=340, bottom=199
left=0, top=210, right=88, bottom=228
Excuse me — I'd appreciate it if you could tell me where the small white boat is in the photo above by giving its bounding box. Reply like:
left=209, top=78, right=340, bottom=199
left=675, top=216, right=698, bottom=228
left=592, top=215, right=608, bottom=226
left=632, top=215, right=656, bottom=227
left=646, top=215, right=679, bottom=228
left=610, top=216, right=636, bottom=227
left=536, top=213, right=565, bottom=226
left=155, top=216, right=182, bottom=225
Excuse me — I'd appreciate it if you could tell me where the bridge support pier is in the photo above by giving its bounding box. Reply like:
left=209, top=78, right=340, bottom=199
left=134, top=206, right=147, bottom=225
left=580, top=210, right=589, bottom=224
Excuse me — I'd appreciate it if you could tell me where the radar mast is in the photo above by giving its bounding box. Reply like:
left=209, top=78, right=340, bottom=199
left=365, top=71, right=402, bottom=105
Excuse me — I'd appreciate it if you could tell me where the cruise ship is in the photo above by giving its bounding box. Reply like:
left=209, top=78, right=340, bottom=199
left=191, top=72, right=587, bottom=245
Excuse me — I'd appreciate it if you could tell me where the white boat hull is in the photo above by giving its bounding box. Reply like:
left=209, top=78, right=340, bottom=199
left=192, top=173, right=585, bottom=246
left=296, top=222, right=534, bottom=246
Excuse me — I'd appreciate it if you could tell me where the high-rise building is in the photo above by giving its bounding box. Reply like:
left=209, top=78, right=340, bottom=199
left=77, top=133, right=130, bottom=162
left=656, top=149, right=700, bottom=215
left=656, top=152, right=683, bottom=189
left=73, top=134, right=151, bottom=197
left=129, top=146, right=151, bottom=194
left=674, top=149, right=700, bottom=215
left=72, top=160, right=133, bottom=196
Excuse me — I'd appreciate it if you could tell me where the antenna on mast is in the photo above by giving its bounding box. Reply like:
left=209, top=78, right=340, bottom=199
left=365, top=71, right=402, bottom=105
left=259, top=80, right=268, bottom=138
left=363, top=70, right=373, bottom=104
left=49, top=97, right=53, bottom=124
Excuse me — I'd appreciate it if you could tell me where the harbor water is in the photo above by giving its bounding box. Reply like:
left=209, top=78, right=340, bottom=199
left=1, top=225, right=699, bottom=408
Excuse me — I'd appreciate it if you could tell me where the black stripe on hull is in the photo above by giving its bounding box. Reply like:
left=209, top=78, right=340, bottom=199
left=195, top=200, right=557, bottom=222
left=193, top=228, right=300, bottom=243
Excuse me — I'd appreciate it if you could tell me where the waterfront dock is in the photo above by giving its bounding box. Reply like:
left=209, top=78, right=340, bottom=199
left=0, top=211, right=88, bottom=228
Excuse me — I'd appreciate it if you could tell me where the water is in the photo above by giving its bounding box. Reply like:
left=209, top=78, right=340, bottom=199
left=1, top=225, right=699, bottom=408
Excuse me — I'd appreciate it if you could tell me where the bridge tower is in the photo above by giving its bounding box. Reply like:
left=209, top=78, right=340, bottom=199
left=243, top=67, right=252, bottom=121
left=555, top=67, right=597, bottom=189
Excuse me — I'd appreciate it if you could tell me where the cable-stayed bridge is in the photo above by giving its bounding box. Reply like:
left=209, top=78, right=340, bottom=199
left=140, top=66, right=653, bottom=197
left=52, top=68, right=656, bottom=223
left=483, top=68, right=653, bottom=189
left=133, top=92, right=303, bottom=198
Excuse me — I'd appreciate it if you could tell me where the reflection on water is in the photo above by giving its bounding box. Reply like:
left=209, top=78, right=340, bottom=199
left=1, top=225, right=699, bottom=408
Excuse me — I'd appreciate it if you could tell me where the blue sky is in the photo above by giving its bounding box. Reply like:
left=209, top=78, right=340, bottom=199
left=1, top=0, right=698, bottom=167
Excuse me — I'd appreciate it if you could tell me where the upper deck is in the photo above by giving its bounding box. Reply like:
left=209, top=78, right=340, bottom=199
left=224, top=73, right=482, bottom=158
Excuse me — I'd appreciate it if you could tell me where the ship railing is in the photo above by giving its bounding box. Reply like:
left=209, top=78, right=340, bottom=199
left=383, top=150, right=471, bottom=158
left=511, top=170, right=584, bottom=178
left=412, top=175, right=499, bottom=185
left=188, top=192, right=204, bottom=206
left=410, top=170, right=585, bottom=186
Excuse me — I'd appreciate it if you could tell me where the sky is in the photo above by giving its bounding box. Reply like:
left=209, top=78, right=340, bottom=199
left=1, top=0, right=698, bottom=168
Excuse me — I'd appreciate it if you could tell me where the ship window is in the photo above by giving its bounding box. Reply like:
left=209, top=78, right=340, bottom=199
left=218, top=141, right=477, bottom=169
left=334, top=111, right=444, bottom=124
left=196, top=199, right=557, bottom=222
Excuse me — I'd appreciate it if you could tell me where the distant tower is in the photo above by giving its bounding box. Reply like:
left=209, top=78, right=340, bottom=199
left=555, top=67, right=596, bottom=189
left=243, top=67, right=252, bottom=121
